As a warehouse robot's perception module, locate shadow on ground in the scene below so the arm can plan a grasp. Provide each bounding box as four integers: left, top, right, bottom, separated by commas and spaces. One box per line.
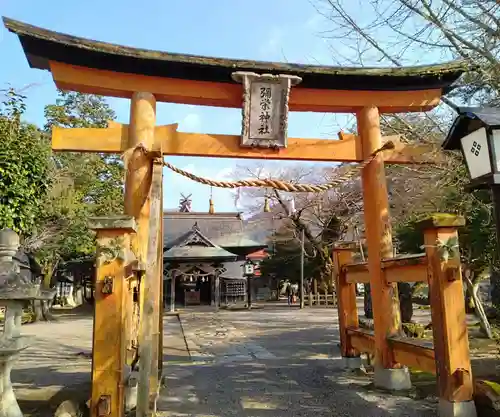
10, 304, 498, 417
13, 367, 90, 417
158, 309, 437, 417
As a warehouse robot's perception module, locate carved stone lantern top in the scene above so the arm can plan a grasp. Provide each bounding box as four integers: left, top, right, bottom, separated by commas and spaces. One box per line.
0, 229, 55, 301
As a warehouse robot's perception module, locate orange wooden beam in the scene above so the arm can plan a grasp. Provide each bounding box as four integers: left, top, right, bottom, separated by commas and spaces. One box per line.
347, 328, 375, 353
343, 254, 429, 284
346, 329, 437, 375
333, 244, 359, 358
50, 62, 443, 113
389, 337, 436, 374
51, 125, 438, 164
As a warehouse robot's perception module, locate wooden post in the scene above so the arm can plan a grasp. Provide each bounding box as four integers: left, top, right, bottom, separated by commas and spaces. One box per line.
124, 92, 157, 416
300, 228, 305, 309
357, 106, 409, 389
158, 185, 164, 383
214, 272, 220, 311
89, 216, 136, 417
170, 274, 175, 312
151, 162, 163, 395
419, 215, 476, 416
333, 243, 360, 365
137, 162, 163, 416
125, 92, 156, 254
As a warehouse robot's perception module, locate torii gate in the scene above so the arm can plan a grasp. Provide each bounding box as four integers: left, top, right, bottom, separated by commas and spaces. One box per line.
4, 17, 476, 417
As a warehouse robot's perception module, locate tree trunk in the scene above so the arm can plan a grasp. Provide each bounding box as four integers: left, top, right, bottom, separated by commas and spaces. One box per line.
490, 267, 500, 309
398, 282, 414, 323
465, 290, 476, 314
465, 275, 493, 339
41, 299, 56, 321
364, 283, 373, 319
32, 300, 44, 322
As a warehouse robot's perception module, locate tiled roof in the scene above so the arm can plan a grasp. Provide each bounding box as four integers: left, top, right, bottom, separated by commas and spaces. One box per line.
164, 246, 237, 261
211, 232, 266, 248
163, 221, 239, 261
163, 212, 244, 248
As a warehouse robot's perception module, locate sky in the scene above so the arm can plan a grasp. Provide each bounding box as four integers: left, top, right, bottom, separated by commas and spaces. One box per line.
0, 0, 448, 214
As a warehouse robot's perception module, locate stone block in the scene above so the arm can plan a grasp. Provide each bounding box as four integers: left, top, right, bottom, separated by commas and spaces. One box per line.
374, 366, 412, 391
438, 399, 477, 417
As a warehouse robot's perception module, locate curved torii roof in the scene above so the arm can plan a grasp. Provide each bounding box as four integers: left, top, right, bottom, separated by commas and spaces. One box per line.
3, 17, 467, 112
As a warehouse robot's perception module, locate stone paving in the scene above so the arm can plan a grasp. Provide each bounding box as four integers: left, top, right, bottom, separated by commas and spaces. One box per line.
13, 310, 93, 416
158, 306, 438, 416
7, 303, 445, 416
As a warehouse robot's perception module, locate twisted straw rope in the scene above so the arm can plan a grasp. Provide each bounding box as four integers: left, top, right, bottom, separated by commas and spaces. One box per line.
122, 141, 395, 193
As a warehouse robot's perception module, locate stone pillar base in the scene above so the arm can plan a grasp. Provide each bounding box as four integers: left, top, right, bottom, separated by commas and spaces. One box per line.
124, 369, 138, 411
438, 399, 477, 417
342, 356, 362, 370
374, 366, 412, 391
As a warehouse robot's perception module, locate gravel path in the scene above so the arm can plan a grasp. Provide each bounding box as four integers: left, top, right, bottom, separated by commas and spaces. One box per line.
158, 306, 438, 416
13, 313, 93, 416
7, 303, 446, 416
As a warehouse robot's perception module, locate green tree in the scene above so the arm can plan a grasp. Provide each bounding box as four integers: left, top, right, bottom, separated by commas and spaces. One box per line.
0, 89, 51, 235
39, 91, 124, 261
394, 160, 497, 320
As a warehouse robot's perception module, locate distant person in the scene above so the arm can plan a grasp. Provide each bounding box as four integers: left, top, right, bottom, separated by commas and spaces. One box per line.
286, 283, 293, 306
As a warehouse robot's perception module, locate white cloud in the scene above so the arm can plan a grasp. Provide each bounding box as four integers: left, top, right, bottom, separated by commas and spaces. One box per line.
182, 163, 196, 175
259, 27, 285, 57
304, 14, 322, 30
179, 113, 201, 132
215, 167, 235, 181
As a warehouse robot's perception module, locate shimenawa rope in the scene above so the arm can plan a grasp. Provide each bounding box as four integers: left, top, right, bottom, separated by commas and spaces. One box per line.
121, 141, 395, 193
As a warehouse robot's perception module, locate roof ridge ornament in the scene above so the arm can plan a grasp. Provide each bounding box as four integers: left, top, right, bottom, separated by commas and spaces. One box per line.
232, 71, 302, 149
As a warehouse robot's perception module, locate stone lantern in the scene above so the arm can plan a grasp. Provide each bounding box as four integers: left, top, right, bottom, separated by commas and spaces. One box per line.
0, 229, 55, 417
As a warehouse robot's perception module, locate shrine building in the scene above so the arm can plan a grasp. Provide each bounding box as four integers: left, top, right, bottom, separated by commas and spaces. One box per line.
162, 207, 268, 307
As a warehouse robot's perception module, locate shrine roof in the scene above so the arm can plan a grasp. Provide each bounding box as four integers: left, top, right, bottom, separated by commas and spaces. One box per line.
211, 232, 267, 249
4, 17, 467, 92
163, 211, 243, 248
163, 246, 237, 261
163, 222, 238, 261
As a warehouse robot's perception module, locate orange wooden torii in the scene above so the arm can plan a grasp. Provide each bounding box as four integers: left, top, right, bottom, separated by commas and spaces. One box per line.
3, 16, 476, 417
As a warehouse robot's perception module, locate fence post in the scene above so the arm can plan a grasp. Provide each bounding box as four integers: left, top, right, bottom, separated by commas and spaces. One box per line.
333, 242, 361, 369
418, 214, 476, 417
89, 216, 137, 417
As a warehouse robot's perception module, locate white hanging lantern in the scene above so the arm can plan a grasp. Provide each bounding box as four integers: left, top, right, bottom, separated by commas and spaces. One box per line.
443, 108, 500, 189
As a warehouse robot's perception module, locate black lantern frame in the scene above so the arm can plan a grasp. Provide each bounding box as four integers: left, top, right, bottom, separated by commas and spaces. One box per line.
443, 107, 500, 283
442, 107, 500, 190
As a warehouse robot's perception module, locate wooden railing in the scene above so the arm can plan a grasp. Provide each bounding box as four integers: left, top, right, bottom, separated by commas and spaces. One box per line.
334, 214, 474, 407
303, 292, 336, 307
